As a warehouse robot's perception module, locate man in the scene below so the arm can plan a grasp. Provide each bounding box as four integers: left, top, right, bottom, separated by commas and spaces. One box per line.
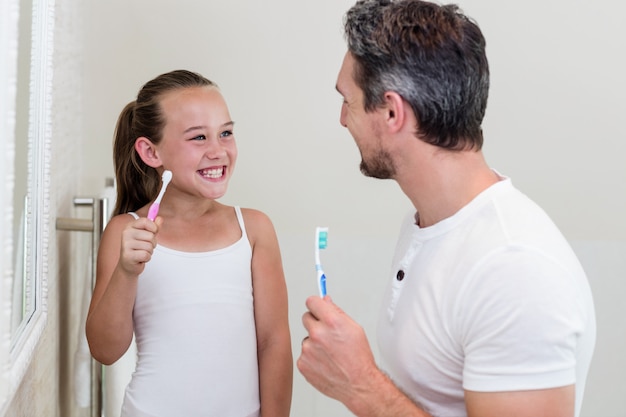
297, 1, 596, 416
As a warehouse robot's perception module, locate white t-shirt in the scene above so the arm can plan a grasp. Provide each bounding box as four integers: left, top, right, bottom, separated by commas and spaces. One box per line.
377, 177, 596, 417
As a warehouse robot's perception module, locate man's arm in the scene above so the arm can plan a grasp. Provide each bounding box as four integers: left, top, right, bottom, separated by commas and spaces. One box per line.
465, 386, 575, 417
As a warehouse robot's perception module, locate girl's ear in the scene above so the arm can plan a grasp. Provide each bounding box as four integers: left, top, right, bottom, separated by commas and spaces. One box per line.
134, 137, 162, 168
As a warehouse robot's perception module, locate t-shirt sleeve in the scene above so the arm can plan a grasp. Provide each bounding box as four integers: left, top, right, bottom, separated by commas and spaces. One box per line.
458, 245, 586, 392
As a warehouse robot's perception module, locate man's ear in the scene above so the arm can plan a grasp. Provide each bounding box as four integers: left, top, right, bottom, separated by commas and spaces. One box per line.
134, 137, 162, 168
383, 91, 406, 134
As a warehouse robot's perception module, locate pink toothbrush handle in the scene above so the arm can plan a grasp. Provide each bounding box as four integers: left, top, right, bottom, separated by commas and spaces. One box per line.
147, 203, 160, 221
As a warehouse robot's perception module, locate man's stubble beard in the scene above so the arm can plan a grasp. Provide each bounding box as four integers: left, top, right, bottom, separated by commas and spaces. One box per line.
359, 148, 396, 180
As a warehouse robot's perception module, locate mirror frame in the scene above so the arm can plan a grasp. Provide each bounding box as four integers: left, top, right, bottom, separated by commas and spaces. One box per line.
0, 0, 54, 412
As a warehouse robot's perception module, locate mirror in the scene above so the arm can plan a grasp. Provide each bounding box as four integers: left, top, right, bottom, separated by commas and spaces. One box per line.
11, 0, 34, 343
0, 0, 54, 411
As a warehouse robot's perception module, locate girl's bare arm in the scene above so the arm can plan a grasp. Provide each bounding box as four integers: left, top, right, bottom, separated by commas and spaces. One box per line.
246, 209, 293, 417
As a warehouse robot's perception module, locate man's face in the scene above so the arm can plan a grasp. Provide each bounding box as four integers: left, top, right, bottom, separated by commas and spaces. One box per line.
336, 52, 395, 180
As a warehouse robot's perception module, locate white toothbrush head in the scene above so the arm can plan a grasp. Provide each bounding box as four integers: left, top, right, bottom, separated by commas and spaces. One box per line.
161, 169, 172, 186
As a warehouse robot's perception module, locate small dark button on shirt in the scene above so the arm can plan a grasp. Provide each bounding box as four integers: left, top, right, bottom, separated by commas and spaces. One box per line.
396, 270, 405, 281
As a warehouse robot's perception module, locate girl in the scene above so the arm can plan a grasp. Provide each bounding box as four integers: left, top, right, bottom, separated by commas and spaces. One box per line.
86, 70, 293, 417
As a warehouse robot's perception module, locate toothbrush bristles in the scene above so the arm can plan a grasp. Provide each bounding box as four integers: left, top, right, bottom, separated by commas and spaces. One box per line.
317, 227, 328, 249
155, 170, 172, 203
319, 232, 328, 249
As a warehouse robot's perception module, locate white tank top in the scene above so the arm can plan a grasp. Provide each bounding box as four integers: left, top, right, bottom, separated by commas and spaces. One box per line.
121, 206, 260, 417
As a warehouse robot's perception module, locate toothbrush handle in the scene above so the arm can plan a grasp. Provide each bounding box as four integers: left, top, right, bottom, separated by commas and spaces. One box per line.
147, 203, 160, 221
317, 268, 327, 297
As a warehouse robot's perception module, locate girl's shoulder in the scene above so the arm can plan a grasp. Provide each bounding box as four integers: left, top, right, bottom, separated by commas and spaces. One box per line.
239, 207, 277, 241
99, 212, 140, 250
239, 207, 273, 226
105, 212, 138, 230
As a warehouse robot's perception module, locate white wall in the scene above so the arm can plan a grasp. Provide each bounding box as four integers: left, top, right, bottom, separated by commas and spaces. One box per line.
78, 1, 626, 416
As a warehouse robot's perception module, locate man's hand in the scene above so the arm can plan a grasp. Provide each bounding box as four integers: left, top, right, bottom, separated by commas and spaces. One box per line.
297, 295, 378, 402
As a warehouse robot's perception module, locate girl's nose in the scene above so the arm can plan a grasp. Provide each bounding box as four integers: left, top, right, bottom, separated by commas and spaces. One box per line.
204, 138, 227, 158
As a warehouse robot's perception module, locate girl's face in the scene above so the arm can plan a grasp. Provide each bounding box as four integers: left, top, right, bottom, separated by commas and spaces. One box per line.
157, 86, 237, 201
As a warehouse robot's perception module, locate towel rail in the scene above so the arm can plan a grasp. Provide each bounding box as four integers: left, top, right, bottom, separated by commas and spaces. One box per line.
56, 195, 110, 417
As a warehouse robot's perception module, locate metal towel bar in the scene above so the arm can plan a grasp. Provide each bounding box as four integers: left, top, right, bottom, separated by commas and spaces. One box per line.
56, 196, 111, 417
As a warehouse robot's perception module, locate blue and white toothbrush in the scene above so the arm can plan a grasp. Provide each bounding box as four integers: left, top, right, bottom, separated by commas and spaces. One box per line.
315, 227, 329, 297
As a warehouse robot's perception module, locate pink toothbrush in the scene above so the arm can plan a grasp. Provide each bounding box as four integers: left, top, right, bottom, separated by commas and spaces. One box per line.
147, 170, 172, 221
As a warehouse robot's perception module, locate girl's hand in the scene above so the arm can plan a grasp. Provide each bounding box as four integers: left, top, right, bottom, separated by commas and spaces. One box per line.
118, 216, 162, 276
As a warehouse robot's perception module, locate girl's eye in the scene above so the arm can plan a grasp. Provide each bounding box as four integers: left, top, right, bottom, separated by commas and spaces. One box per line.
192, 134, 206, 141
220, 130, 234, 139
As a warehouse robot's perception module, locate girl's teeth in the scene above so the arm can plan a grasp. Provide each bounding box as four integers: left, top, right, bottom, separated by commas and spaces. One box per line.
202, 168, 223, 178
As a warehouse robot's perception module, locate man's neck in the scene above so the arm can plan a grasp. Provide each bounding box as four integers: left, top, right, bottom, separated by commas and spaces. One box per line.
397, 148, 500, 228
